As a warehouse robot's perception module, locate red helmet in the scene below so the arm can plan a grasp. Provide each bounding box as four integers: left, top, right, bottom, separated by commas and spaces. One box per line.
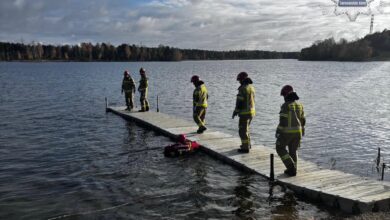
177, 134, 186, 143
236, 72, 248, 81
124, 70, 129, 76
281, 85, 294, 97
191, 75, 200, 83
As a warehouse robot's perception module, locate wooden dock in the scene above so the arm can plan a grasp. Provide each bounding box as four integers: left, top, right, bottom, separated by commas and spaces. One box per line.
107, 106, 390, 214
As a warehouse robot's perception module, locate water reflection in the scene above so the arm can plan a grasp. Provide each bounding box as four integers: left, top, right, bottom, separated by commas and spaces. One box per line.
233, 175, 255, 218
189, 161, 209, 209
124, 121, 138, 143
268, 182, 276, 205
272, 191, 299, 220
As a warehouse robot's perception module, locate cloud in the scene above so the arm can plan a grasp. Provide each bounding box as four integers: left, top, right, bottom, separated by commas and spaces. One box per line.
0, 0, 389, 51
14, 0, 25, 8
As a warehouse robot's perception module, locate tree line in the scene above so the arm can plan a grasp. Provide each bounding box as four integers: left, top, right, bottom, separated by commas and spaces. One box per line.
0, 42, 299, 61
300, 29, 390, 61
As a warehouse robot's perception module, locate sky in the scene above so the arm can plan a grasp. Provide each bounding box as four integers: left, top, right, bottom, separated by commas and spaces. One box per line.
0, 0, 389, 51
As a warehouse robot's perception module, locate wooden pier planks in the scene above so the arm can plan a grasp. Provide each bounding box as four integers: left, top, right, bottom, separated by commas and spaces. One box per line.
107, 106, 390, 213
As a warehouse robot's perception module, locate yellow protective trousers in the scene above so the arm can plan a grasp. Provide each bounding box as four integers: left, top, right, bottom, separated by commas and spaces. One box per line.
276, 134, 301, 171
238, 115, 252, 150
193, 106, 206, 128
124, 91, 134, 109
140, 91, 149, 111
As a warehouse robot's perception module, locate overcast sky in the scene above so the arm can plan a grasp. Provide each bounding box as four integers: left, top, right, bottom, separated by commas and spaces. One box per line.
0, 0, 389, 51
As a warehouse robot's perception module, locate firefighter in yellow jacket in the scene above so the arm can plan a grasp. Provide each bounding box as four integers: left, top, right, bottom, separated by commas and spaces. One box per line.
138, 68, 149, 112
276, 85, 306, 176
191, 75, 208, 134
121, 70, 135, 111
232, 72, 255, 153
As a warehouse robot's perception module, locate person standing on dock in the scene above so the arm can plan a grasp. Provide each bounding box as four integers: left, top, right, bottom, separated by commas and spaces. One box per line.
276, 85, 306, 177
121, 70, 136, 111
232, 72, 256, 153
191, 75, 208, 134
138, 68, 149, 112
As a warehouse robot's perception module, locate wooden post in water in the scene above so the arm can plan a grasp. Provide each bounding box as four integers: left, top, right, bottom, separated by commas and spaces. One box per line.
381, 163, 386, 181
157, 95, 160, 112
270, 154, 274, 182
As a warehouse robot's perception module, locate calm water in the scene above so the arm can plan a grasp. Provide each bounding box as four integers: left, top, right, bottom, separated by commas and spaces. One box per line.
0, 60, 389, 219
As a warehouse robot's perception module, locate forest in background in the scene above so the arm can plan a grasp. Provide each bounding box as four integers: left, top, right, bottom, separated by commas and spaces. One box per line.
0, 42, 299, 61
3, 29, 390, 62
300, 29, 390, 61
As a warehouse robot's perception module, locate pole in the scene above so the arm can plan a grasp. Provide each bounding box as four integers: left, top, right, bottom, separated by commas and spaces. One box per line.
157, 95, 160, 112
381, 163, 386, 181
105, 97, 108, 112
270, 154, 274, 182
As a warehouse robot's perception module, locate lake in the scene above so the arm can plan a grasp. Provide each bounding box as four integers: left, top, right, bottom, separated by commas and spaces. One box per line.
0, 60, 389, 219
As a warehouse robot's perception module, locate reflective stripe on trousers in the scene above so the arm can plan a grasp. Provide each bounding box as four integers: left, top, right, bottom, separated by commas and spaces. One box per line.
276, 134, 300, 170
193, 107, 206, 127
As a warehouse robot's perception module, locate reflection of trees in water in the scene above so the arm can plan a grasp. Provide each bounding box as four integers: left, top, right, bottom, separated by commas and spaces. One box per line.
232, 175, 255, 218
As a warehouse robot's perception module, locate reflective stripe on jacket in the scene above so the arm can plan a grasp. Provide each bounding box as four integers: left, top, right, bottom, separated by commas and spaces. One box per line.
277, 101, 305, 134
193, 84, 208, 108
235, 84, 255, 116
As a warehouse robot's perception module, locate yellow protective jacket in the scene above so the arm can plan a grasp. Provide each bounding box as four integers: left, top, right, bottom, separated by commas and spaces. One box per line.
277, 92, 305, 135
193, 82, 208, 108
138, 77, 148, 94
122, 76, 135, 92
235, 78, 255, 117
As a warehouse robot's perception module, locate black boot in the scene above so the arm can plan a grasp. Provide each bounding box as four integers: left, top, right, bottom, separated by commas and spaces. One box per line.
237, 148, 249, 153
284, 168, 297, 176
197, 126, 207, 134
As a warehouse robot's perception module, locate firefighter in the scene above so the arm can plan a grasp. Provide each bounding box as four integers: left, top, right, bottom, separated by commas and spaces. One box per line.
276, 85, 306, 176
121, 70, 135, 111
191, 75, 208, 134
232, 72, 255, 153
138, 68, 149, 112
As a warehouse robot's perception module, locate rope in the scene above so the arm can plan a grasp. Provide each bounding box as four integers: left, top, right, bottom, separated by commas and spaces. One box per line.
47, 193, 159, 220
48, 147, 166, 219
47, 202, 133, 220
127, 147, 161, 154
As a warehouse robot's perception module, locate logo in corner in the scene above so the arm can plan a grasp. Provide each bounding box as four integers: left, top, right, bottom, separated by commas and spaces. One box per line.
332, 0, 377, 21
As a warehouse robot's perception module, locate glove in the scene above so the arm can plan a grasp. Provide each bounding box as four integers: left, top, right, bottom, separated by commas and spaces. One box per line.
275, 131, 280, 139
232, 111, 238, 119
